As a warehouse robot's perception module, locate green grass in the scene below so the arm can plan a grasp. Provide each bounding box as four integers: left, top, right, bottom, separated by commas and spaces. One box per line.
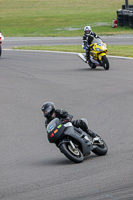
1, 0, 133, 37
2, 0, 133, 57
108, 45, 133, 57
13, 45, 133, 58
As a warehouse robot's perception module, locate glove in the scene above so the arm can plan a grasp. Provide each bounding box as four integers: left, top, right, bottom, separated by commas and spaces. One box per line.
60, 117, 71, 124
60, 119, 68, 124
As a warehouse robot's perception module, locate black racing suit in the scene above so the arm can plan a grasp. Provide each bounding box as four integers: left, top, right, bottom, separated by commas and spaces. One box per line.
82, 32, 100, 63
45, 109, 96, 138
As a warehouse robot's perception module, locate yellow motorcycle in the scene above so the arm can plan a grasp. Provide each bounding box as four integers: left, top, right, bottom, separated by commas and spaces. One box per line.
78, 36, 109, 70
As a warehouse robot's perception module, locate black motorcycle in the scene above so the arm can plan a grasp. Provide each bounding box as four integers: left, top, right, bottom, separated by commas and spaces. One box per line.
47, 118, 108, 163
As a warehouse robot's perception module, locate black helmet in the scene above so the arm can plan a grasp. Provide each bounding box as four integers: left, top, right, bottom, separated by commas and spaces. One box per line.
41, 102, 55, 118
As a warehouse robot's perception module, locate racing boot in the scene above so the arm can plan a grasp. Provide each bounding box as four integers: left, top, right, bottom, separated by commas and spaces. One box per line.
86, 52, 93, 67
86, 129, 101, 143
78, 119, 100, 141
87, 129, 96, 138
85, 49, 90, 63
84, 55, 88, 63
88, 59, 93, 67
72, 119, 100, 143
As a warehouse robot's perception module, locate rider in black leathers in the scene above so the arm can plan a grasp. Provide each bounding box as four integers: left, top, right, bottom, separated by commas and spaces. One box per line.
82, 26, 100, 65
41, 102, 100, 141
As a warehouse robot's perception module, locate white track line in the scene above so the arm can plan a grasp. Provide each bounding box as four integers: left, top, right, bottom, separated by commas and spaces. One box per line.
3, 48, 133, 60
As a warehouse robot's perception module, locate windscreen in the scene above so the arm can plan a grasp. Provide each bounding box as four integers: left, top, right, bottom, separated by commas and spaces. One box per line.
47, 118, 60, 133
91, 38, 102, 44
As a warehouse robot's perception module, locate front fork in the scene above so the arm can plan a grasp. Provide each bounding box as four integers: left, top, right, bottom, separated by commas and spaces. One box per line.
57, 138, 75, 148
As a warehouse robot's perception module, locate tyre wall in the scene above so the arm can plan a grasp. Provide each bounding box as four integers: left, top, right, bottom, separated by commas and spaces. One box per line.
117, 9, 133, 28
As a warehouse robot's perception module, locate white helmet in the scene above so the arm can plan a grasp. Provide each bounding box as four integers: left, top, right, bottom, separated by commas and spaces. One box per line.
84, 26, 92, 35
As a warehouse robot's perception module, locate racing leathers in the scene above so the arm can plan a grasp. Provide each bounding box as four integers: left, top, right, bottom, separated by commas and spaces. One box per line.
82, 32, 100, 64
44, 109, 97, 138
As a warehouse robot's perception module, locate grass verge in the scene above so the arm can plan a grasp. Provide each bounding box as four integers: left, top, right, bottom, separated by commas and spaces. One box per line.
1, 0, 133, 36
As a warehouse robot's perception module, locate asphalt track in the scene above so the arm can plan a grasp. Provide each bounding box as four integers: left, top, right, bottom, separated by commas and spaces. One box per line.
2, 35, 133, 48
0, 37, 133, 200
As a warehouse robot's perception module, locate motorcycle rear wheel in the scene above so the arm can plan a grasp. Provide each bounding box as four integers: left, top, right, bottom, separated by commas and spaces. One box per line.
90, 63, 96, 69
92, 135, 108, 156
102, 55, 109, 70
59, 142, 84, 163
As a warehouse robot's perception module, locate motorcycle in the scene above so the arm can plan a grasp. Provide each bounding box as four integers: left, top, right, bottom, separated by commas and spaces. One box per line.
0, 32, 4, 57
78, 35, 109, 70
47, 118, 108, 163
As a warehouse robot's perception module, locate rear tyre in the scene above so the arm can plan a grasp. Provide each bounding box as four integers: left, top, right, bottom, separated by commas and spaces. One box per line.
92, 135, 108, 156
88, 60, 96, 69
90, 63, 96, 69
102, 55, 109, 70
59, 142, 84, 163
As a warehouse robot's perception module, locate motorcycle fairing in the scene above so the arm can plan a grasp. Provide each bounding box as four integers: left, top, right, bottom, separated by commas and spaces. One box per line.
47, 118, 65, 143
62, 123, 93, 155
98, 53, 107, 61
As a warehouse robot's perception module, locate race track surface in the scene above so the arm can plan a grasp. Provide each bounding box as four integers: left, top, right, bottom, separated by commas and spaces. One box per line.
0, 39, 133, 200
3, 35, 133, 49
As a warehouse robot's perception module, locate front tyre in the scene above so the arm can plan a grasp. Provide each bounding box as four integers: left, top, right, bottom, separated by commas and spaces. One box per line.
59, 142, 84, 163
92, 135, 108, 156
102, 55, 109, 70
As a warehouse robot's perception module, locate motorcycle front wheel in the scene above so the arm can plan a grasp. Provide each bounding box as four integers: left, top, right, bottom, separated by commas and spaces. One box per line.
102, 55, 109, 70
59, 142, 84, 163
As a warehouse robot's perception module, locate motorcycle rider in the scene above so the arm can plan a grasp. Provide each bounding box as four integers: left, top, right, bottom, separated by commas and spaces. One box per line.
0, 30, 4, 57
0, 30, 4, 41
82, 26, 100, 64
41, 102, 100, 142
